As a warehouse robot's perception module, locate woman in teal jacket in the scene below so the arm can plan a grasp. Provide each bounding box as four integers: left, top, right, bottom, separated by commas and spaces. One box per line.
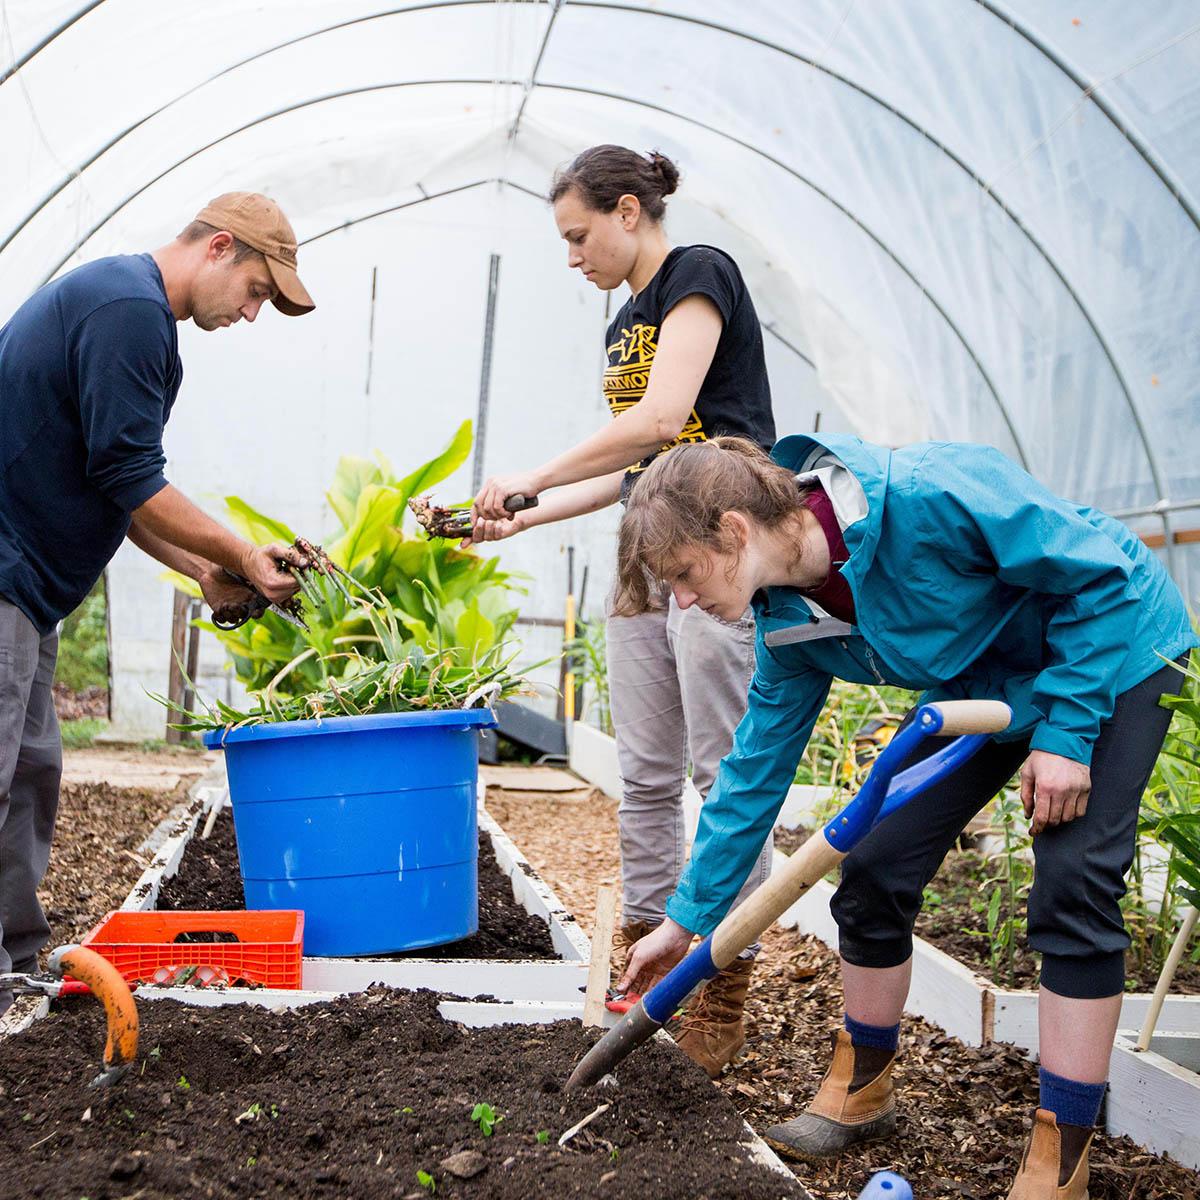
614, 433, 1196, 1199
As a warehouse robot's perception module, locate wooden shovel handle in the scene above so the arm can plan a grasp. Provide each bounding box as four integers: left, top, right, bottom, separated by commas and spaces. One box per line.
927, 700, 1012, 736
710, 834, 845, 969
55, 946, 139, 1069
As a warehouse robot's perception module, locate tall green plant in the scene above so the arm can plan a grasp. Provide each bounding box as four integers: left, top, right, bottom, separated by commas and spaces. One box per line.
567, 619, 612, 736
171, 422, 523, 695
1131, 651, 1200, 971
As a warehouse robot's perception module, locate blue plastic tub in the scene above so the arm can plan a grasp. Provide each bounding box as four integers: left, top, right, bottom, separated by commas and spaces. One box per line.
203, 708, 496, 956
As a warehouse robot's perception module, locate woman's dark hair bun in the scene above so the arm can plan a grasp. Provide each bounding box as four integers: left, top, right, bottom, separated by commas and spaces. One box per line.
648, 151, 680, 196
549, 144, 681, 222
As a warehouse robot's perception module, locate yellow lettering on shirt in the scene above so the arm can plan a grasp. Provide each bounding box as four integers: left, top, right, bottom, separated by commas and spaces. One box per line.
604, 322, 706, 472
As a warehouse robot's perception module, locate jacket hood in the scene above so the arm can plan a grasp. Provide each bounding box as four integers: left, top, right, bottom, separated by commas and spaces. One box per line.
771, 432, 892, 587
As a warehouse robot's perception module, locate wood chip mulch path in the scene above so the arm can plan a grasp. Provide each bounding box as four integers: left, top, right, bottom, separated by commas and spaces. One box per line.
38, 776, 192, 951
484, 775, 1200, 1200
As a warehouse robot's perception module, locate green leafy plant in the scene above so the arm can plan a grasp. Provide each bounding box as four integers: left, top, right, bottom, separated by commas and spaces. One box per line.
55, 577, 108, 692
159, 423, 537, 731
169, 421, 523, 690
793, 681, 915, 795
567, 618, 612, 736
1127, 650, 1200, 975
535, 1129, 550, 1145
470, 1101, 503, 1137
973, 788, 1033, 988
176, 1075, 190, 1091
416, 1169, 436, 1193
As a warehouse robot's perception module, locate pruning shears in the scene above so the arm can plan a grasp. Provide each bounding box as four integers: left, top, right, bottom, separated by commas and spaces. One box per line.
566, 699, 1013, 1090
2, 945, 139, 1088
210, 567, 309, 632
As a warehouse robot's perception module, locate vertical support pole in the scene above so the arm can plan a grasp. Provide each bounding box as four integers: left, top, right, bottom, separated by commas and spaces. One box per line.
558, 547, 575, 723
102, 569, 113, 721
472, 253, 502, 493
583, 884, 619, 1028
165, 591, 189, 744
178, 598, 202, 744
364, 266, 378, 397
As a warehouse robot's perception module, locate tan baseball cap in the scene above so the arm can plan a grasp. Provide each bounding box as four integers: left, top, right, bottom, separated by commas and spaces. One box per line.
195, 191, 315, 316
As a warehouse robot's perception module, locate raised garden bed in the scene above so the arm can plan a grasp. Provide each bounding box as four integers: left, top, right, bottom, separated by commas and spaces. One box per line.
0, 988, 805, 1199
121, 774, 591, 1003
157, 810, 557, 962
776, 827, 1200, 996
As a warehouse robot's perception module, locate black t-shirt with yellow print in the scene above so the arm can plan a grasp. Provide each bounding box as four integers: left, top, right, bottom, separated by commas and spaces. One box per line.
604, 244, 775, 499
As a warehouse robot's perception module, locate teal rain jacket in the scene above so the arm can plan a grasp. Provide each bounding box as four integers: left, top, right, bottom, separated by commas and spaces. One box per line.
665, 434, 1198, 937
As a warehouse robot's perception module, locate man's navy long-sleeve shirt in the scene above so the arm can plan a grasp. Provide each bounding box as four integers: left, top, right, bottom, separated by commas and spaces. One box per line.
0, 254, 182, 633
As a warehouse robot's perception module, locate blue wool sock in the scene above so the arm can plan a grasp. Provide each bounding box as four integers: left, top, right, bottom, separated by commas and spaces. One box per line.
1038, 1067, 1106, 1127
844, 1013, 900, 1052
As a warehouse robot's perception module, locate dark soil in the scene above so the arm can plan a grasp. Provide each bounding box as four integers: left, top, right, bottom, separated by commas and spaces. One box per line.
479, 781, 1200, 1198
156, 812, 558, 961
773, 828, 1200, 994
0, 988, 804, 1200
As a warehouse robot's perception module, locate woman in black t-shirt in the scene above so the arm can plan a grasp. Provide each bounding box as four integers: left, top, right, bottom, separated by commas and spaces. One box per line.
469, 146, 777, 1077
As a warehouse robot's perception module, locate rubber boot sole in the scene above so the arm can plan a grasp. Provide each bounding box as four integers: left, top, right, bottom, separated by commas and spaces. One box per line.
764, 1107, 897, 1162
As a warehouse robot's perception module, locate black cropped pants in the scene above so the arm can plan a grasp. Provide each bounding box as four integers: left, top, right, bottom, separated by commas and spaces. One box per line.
832, 659, 1183, 999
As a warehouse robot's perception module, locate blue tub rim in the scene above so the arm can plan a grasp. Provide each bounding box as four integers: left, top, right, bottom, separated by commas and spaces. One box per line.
202, 706, 498, 749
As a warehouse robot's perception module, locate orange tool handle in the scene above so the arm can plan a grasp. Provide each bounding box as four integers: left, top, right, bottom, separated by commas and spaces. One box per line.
56, 946, 139, 1069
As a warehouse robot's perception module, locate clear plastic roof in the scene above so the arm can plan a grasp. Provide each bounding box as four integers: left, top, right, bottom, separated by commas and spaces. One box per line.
3, 0, 1199, 596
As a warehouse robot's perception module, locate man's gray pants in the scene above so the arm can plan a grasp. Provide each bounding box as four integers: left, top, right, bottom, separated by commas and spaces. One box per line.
606, 593, 771, 946
0, 599, 62, 978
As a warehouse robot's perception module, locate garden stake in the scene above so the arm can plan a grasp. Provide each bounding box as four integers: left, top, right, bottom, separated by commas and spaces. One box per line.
583, 884, 619, 1028
565, 699, 1012, 1090
1136, 904, 1199, 1051
0, 945, 139, 1087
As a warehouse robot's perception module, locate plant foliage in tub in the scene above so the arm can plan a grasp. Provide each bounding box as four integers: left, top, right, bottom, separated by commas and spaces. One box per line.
157, 422, 536, 731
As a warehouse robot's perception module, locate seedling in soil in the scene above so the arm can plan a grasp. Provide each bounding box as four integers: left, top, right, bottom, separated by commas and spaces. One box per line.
149, 1045, 161, 1059
177, 1075, 190, 1090
246, 1157, 257, 1168
416, 1168, 437, 1193
610, 1147, 620, 1163
470, 1102, 503, 1136
535, 1130, 550, 1145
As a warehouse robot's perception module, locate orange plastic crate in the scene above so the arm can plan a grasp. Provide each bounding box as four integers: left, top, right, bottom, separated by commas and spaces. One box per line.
80, 910, 304, 990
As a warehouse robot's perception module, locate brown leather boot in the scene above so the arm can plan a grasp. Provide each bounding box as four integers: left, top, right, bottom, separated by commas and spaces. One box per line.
673, 956, 754, 1078
1006, 1109, 1093, 1199
764, 1029, 897, 1160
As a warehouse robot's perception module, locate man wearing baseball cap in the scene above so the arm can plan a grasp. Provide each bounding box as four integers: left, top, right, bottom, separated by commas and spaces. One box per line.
0, 192, 314, 1003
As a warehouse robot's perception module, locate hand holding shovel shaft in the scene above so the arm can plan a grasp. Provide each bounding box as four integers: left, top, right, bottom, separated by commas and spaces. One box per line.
566, 700, 1011, 1090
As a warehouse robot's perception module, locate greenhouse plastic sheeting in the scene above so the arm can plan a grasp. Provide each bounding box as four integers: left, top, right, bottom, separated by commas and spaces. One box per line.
2, 1, 1198, 730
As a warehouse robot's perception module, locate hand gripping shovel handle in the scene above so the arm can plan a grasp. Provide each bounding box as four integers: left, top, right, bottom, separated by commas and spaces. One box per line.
48, 945, 139, 1087
566, 699, 1011, 1089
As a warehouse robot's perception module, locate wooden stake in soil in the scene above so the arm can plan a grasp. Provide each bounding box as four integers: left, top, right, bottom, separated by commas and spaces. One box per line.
1136, 905, 1199, 1051
583, 884, 618, 1028
165, 591, 191, 744
200, 795, 224, 841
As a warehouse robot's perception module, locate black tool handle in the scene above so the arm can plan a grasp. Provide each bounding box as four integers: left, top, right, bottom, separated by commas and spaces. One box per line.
504, 494, 539, 513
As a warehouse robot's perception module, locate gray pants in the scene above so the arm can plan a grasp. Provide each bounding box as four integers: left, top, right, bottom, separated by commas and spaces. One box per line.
0, 600, 62, 976
607, 592, 771, 936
